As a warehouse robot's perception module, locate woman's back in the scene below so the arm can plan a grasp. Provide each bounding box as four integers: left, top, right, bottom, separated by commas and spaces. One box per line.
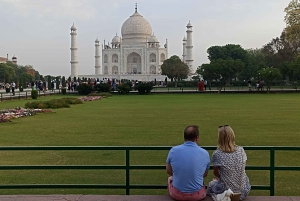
212, 146, 246, 192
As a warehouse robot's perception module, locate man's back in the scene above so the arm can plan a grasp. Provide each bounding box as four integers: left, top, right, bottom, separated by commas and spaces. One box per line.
167, 141, 210, 193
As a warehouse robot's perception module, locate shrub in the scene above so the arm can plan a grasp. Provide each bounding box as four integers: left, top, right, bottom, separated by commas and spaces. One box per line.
61, 88, 67, 95
77, 83, 93, 95
25, 101, 43, 109
25, 98, 82, 109
117, 84, 131, 94
31, 90, 38, 99
61, 98, 83, 104
94, 83, 111, 92
134, 82, 153, 94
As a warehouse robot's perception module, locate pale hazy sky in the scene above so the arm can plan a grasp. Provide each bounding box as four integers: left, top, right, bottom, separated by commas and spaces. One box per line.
0, 0, 290, 77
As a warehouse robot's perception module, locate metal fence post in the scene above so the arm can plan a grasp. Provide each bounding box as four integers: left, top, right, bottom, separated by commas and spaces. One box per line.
270, 149, 275, 196
126, 149, 130, 195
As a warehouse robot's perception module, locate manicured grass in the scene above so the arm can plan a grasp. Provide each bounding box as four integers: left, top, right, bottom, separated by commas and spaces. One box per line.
0, 94, 300, 195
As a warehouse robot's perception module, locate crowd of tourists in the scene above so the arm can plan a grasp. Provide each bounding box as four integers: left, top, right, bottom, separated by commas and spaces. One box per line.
166, 125, 251, 201
1, 81, 18, 95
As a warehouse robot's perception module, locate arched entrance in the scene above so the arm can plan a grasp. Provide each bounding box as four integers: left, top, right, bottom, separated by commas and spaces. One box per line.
127, 52, 141, 74
150, 65, 156, 74
112, 66, 118, 74
104, 66, 108, 74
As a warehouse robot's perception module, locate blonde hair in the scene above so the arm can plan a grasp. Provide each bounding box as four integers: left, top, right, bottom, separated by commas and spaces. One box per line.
218, 125, 237, 153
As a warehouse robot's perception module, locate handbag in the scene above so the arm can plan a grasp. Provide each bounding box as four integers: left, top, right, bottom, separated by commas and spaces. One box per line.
224, 147, 244, 201
230, 192, 241, 201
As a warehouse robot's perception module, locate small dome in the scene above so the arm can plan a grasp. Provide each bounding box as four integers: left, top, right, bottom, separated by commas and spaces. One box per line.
148, 34, 159, 43
187, 21, 192, 27
71, 24, 77, 31
12, 56, 17, 59
95, 38, 99, 43
183, 36, 187, 41
121, 11, 152, 43
112, 35, 121, 44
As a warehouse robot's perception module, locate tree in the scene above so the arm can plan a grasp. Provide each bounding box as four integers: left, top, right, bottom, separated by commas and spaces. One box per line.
0, 63, 16, 82
62, 76, 66, 87
258, 67, 282, 91
239, 48, 267, 81
197, 59, 244, 89
207, 44, 248, 63
213, 58, 244, 86
196, 63, 219, 90
286, 57, 300, 87
262, 31, 298, 69
40, 75, 44, 81
47, 76, 52, 90
161, 55, 189, 87
55, 76, 60, 89
284, 0, 300, 43
5, 73, 10, 84
204, 44, 247, 86
262, 31, 299, 83
21, 72, 34, 83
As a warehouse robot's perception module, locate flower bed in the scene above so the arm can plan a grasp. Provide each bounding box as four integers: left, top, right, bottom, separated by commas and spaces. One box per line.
0, 107, 51, 123
78, 96, 103, 102
0, 96, 103, 123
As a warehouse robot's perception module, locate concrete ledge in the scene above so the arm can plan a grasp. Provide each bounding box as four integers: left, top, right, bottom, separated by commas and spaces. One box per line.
0, 195, 299, 201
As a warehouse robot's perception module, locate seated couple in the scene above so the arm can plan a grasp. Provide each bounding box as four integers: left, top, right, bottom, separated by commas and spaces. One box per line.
166, 125, 251, 201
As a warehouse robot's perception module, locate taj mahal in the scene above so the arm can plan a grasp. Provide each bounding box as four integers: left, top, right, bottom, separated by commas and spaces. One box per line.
70, 5, 194, 81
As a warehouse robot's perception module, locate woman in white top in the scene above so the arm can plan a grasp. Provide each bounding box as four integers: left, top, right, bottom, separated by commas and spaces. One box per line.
207, 125, 251, 200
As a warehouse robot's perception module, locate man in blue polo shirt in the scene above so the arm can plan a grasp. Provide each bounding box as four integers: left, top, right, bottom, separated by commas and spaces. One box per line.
166, 125, 210, 201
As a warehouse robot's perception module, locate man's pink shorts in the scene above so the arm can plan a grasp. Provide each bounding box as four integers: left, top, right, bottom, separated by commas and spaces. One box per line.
168, 176, 206, 201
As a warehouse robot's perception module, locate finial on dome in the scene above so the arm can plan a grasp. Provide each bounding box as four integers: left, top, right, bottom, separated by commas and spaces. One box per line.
71, 23, 77, 31
135, 3, 137, 13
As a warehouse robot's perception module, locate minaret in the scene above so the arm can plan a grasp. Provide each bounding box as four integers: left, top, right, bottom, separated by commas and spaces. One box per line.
95, 38, 101, 75
182, 36, 187, 63
70, 23, 78, 78
185, 21, 194, 73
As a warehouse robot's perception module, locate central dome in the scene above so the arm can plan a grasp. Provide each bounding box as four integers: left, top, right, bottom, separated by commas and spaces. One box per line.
121, 11, 152, 44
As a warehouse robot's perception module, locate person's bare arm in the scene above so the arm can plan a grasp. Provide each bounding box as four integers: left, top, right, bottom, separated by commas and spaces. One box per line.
203, 170, 209, 178
166, 164, 173, 176
213, 166, 220, 178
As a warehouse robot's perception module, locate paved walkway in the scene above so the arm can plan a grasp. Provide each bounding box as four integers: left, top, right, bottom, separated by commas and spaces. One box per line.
0, 195, 299, 201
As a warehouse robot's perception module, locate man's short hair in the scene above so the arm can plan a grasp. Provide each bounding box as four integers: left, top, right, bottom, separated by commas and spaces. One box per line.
184, 125, 199, 141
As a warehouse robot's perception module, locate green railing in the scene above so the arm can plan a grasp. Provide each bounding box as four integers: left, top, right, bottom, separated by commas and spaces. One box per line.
0, 146, 299, 195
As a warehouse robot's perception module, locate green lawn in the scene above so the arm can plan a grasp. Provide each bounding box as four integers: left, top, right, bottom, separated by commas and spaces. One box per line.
0, 94, 299, 195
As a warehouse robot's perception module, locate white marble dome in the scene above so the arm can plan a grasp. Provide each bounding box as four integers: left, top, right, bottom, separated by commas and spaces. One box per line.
148, 34, 159, 43
121, 11, 152, 43
112, 35, 121, 44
